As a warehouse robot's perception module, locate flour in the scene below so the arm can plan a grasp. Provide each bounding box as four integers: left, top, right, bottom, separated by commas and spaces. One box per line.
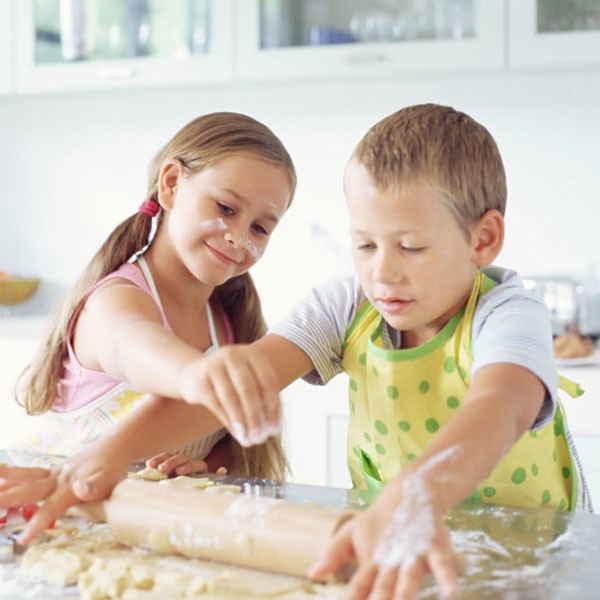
374, 446, 461, 568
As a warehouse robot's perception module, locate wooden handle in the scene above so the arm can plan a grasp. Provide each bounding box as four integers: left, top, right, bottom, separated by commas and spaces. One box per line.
102, 479, 355, 579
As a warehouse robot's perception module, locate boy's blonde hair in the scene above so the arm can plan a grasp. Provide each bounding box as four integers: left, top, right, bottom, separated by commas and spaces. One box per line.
18, 112, 296, 481
352, 103, 506, 237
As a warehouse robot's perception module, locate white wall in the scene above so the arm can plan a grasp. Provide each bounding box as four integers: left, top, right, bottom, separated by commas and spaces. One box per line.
1, 68, 600, 324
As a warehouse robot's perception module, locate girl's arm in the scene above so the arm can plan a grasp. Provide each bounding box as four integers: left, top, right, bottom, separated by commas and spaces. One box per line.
0, 335, 313, 543
75, 282, 294, 444
310, 362, 545, 600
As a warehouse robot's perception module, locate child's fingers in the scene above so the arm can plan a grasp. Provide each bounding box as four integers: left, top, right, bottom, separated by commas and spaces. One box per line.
307, 521, 356, 580
369, 565, 399, 599
427, 547, 459, 599
173, 459, 208, 476
393, 557, 427, 600
16, 487, 77, 546
0, 477, 56, 508
145, 453, 171, 469
344, 562, 379, 600
225, 353, 280, 444
0, 464, 51, 484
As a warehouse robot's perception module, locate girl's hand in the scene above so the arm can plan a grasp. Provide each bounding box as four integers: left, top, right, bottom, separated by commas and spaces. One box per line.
178, 344, 281, 447
308, 485, 458, 600
0, 463, 75, 544
145, 452, 227, 477
0, 439, 129, 545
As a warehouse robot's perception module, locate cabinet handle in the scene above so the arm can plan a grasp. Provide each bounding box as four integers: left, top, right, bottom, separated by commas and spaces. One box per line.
96, 66, 136, 80
344, 53, 388, 65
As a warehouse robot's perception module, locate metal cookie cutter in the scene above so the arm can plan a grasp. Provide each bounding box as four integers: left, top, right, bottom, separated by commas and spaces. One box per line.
0, 532, 25, 562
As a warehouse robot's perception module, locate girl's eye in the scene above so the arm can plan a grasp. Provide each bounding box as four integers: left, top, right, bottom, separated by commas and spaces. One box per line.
217, 203, 234, 216
401, 245, 424, 254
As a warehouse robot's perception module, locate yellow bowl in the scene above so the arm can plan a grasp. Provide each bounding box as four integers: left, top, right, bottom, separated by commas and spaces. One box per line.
0, 277, 40, 305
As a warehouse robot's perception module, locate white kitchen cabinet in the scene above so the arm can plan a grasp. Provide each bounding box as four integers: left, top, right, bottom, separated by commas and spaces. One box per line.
282, 374, 350, 486
508, 0, 600, 68
236, 0, 505, 82
14, 0, 235, 93
0, 0, 13, 95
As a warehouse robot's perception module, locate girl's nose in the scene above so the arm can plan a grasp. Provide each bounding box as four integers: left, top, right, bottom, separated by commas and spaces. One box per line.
224, 228, 248, 248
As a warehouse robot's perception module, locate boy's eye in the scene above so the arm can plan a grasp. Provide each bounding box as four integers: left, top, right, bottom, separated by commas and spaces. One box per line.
252, 223, 268, 236
217, 202, 234, 216
356, 242, 375, 251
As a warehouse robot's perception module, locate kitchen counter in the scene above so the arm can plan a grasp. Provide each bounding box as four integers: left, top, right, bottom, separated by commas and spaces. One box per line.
2, 450, 600, 599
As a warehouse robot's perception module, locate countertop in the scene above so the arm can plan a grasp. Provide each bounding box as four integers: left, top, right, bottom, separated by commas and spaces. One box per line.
2, 449, 600, 599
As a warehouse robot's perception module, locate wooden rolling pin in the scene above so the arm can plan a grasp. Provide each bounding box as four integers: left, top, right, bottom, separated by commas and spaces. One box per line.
73, 478, 356, 580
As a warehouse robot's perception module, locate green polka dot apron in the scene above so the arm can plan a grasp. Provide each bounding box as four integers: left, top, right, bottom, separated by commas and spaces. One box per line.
341, 270, 580, 511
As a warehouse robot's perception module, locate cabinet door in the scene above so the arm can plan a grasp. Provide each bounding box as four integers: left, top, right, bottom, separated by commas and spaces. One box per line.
236, 0, 505, 82
0, 0, 13, 95
509, 0, 600, 67
14, 0, 234, 93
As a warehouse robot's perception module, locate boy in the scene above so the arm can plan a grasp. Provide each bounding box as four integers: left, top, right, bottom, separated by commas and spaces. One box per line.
213, 103, 592, 598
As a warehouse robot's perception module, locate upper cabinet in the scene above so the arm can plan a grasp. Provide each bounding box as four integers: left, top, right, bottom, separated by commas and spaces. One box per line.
236, 0, 505, 81
509, 0, 600, 67
14, 0, 235, 93
5, 0, 600, 95
0, 0, 13, 95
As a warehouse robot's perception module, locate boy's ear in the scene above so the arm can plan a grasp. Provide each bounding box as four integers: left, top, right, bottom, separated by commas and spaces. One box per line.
471, 209, 504, 266
157, 160, 183, 210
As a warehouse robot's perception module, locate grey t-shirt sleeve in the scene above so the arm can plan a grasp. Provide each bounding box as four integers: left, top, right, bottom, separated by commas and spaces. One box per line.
268, 276, 361, 385
472, 267, 558, 430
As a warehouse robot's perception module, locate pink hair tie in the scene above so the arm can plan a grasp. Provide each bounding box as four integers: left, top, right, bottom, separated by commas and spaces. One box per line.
138, 198, 160, 217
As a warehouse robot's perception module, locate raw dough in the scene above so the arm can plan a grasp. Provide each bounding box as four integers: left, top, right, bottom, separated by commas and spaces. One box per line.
159, 476, 215, 490
19, 519, 346, 599
131, 467, 168, 481
205, 484, 242, 495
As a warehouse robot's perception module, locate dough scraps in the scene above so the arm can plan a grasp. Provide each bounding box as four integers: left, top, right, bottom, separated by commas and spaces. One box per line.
131, 467, 168, 481
18, 520, 346, 599
158, 476, 215, 490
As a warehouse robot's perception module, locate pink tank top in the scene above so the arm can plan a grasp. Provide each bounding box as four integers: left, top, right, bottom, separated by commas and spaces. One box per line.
53, 257, 234, 412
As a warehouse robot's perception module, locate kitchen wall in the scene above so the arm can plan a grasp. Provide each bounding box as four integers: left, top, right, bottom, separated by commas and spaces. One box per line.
1, 67, 600, 326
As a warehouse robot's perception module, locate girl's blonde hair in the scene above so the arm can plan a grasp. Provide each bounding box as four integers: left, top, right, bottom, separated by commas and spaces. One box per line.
18, 112, 296, 481
352, 103, 506, 238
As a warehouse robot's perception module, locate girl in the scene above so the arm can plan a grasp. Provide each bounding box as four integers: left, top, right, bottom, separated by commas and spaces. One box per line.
9, 111, 295, 494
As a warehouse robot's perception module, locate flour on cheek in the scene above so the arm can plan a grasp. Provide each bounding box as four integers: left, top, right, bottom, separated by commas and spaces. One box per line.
198, 218, 264, 262
374, 446, 461, 568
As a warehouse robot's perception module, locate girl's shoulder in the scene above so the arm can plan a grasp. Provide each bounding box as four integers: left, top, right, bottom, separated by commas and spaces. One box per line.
97, 261, 150, 293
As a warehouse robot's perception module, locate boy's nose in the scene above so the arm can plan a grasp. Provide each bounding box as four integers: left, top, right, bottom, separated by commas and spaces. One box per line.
373, 251, 401, 282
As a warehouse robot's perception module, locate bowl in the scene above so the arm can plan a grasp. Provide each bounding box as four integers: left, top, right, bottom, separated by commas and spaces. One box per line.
0, 277, 40, 305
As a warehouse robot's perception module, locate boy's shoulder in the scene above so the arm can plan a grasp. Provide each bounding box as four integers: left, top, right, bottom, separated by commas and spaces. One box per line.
476, 265, 547, 319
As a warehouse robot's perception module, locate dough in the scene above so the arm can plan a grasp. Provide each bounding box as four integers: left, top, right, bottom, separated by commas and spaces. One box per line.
18, 519, 346, 599
131, 467, 168, 481
204, 484, 242, 495
159, 476, 215, 490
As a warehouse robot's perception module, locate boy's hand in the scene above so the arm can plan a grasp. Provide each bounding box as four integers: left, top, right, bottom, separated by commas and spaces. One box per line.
178, 344, 281, 447
308, 487, 458, 600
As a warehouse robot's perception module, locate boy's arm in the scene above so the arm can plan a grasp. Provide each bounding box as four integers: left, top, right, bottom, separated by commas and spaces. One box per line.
311, 362, 545, 600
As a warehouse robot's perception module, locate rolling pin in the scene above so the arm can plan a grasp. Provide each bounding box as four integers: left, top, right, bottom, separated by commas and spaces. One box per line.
73, 478, 356, 580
